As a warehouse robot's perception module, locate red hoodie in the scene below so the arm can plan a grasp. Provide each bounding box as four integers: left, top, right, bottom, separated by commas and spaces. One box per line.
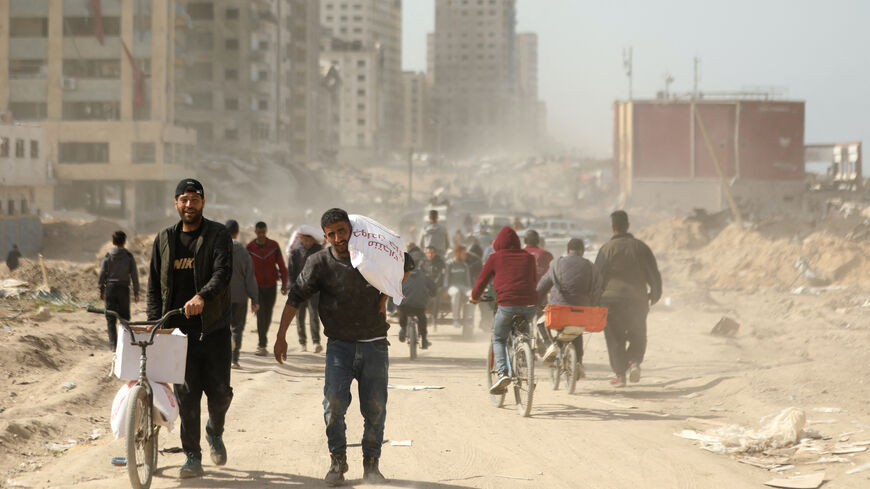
472, 226, 538, 306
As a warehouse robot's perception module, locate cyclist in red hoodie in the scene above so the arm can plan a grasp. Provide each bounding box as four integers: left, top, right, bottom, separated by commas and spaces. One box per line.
470, 226, 538, 394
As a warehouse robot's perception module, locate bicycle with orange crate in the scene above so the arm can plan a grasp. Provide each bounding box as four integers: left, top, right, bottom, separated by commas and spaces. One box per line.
541, 304, 607, 394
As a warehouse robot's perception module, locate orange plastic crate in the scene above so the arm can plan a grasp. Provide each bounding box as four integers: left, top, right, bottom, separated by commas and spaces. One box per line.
545, 305, 608, 333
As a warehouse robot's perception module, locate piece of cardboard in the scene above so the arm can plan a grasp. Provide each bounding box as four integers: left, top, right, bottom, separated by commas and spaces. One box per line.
764, 471, 825, 489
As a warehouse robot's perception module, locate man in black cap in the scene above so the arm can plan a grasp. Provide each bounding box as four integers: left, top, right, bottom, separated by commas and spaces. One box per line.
147, 178, 233, 479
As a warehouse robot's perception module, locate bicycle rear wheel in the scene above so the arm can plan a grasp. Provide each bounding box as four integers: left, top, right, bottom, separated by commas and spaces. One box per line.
408, 319, 418, 360
549, 355, 561, 391
486, 343, 506, 407
513, 341, 535, 417
125, 384, 157, 489
563, 343, 579, 395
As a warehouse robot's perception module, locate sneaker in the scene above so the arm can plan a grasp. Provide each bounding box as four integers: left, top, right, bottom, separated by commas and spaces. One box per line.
313, 344, 323, 354
609, 376, 626, 388
628, 362, 641, 383
255, 346, 268, 356
542, 343, 558, 365
178, 453, 204, 479
398, 328, 406, 343
231, 362, 241, 370
421, 338, 431, 350
489, 376, 511, 395
299, 343, 307, 352
363, 456, 387, 483
324, 453, 348, 487
206, 433, 227, 466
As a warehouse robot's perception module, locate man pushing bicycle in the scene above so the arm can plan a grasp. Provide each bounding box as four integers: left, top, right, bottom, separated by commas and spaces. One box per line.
470, 226, 538, 395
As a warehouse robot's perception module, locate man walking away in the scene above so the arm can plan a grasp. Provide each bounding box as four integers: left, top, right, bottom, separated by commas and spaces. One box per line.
288, 229, 323, 352
6, 244, 22, 271
398, 267, 436, 349
445, 245, 473, 329
418, 209, 449, 257
273, 208, 415, 486
523, 229, 554, 282
225, 220, 259, 369
594, 211, 662, 387
247, 221, 288, 356
536, 238, 602, 378
147, 178, 233, 479
98, 231, 139, 351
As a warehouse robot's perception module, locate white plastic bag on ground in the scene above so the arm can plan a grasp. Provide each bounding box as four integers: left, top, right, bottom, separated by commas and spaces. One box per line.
110, 380, 179, 439
348, 215, 406, 305
676, 407, 806, 454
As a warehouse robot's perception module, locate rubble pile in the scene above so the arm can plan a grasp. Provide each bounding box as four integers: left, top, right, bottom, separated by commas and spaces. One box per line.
0, 259, 99, 301
694, 224, 870, 291
636, 218, 709, 252
42, 218, 128, 262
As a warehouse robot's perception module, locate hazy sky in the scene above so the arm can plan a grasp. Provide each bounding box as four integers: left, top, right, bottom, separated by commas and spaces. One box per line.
402, 0, 869, 157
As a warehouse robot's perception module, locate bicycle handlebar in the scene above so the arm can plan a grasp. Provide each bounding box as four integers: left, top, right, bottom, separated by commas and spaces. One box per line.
87, 307, 184, 345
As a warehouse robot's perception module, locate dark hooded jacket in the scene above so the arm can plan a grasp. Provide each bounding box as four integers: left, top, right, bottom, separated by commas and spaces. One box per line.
471, 226, 537, 306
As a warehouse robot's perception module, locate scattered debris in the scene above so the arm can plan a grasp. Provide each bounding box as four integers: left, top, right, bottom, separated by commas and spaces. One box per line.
711, 317, 740, 337
676, 408, 806, 454
89, 429, 103, 440
811, 407, 842, 413
5, 479, 32, 488
111, 456, 126, 467
387, 384, 445, 391
390, 440, 412, 447
845, 462, 870, 475
29, 307, 52, 322
831, 445, 867, 454
45, 440, 77, 453
61, 382, 76, 390
680, 392, 700, 399
763, 471, 824, 489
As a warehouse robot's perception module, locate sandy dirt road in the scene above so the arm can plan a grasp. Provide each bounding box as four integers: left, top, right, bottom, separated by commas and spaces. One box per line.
8, 287, 869, 489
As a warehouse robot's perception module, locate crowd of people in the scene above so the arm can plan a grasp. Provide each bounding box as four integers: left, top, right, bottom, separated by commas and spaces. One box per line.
95, 177, 662, 484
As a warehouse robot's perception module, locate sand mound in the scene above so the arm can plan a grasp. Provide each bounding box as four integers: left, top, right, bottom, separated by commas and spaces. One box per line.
0, 259, 100, 301
42, 218, 128, 262
636, 218, 709, 252
694, 224, 870, 290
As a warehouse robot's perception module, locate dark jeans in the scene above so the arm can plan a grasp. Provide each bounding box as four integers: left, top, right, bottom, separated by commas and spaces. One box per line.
398, 305, 428, 339
104, 284, 130, 351
323, 339, 389, 458
256, 285, 277, 348
296, 294, 321, 345
174, 326, 234, 460
230, 302, 247, 363
427, 291, 441, 325
602, 297, 649, 377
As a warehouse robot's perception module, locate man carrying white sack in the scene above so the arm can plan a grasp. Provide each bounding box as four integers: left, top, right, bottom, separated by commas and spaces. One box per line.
273, 208, 414, 486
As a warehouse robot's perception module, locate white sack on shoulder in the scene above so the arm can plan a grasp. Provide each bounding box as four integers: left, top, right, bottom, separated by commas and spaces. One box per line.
285, 224, 323, 256
348, 215, 406, 305
110, 380, 180, 439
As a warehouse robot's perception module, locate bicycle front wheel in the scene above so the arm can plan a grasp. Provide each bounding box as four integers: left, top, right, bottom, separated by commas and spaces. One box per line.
408, 320, 418, 360
125, 384, 157, 489
513, 341, 535, 417
549, 355, 561, 391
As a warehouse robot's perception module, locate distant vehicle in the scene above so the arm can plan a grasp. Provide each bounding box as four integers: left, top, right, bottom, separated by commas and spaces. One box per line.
529, 217, 596, 253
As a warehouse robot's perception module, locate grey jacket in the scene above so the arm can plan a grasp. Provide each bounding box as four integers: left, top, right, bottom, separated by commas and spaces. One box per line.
98, 247, 140, 295
230, 239, 259, 305
536, 253, 602, 307
401, 268, 436, 308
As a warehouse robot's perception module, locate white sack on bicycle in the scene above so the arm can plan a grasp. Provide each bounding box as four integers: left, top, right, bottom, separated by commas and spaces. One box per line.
348, 214, 406, 305
110, 380, 179, 439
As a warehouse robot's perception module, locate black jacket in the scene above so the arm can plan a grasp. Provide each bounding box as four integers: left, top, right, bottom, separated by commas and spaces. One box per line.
99, 247, 140, 295
147, 218, 232, 337
288, 242, 323, 283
